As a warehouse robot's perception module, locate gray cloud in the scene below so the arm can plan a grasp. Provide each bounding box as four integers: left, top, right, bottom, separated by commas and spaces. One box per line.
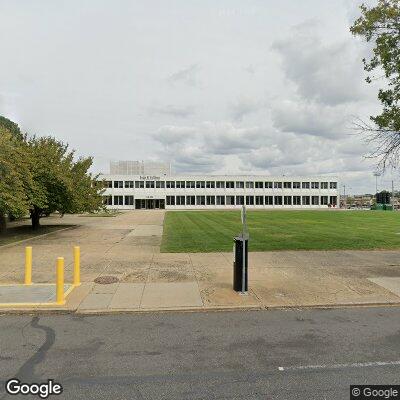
229, 97, 260, 121
271, 100, 349, 139
272, 27, 366, 106
167, 64, 200, 86
149, 104, 196, 118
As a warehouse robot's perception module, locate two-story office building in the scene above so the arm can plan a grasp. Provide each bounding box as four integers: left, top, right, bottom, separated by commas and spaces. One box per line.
99, 162, 339, 210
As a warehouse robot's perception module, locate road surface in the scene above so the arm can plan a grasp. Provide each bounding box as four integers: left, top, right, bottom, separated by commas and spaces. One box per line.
1, 307, 399, 399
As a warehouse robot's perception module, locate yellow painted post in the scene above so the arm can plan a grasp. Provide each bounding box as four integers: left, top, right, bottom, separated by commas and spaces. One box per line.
24, 246, 32, 285
56, 257, 65, 305
73, 246, 81, 287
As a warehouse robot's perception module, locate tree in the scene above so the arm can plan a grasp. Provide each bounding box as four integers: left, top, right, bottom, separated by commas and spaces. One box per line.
0, 127, 31, 233
351, 0, 400, 167
27, 136, 103, 229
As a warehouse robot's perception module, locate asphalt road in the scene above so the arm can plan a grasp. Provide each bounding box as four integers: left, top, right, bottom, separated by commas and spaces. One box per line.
0, 307, 400, 399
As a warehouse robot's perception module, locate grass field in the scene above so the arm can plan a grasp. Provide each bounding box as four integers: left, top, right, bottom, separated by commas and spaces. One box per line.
161, 210, 400, 253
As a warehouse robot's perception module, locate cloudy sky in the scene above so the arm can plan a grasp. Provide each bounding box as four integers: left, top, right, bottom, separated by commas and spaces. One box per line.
0, 0, 397, 194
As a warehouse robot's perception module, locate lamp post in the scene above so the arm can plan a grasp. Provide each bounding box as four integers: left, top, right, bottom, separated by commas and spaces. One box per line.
373, 171, 380, 195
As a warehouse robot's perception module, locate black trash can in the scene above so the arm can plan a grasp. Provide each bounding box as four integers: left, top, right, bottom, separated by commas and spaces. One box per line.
233, 236, 248, 292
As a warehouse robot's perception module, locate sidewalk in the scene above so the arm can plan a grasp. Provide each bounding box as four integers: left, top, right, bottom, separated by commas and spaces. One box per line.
1, 211, 400, 313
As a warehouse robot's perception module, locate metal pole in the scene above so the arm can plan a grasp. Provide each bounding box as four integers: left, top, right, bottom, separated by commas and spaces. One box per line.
73, 246, 81, 287
56, 257, 65, 305
242, 238, 246, 293
24, 246, 32, 285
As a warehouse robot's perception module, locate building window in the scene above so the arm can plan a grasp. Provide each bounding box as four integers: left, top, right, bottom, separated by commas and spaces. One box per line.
206, 195, 215, 205
284, 182, 292, 189
175, 181, 185, 189
321, 182, 328, 189
176, 196, 185, 205
321, 196, 328, 205
135, 181, 144, 188
186, 196, 195, 205
265, 196, 273, 205
293, 196, 301, 205
236, 195, 244, 205
206, 181, 215, 189
103, 195, 112, 205
302, 182, 310, 189
114, 181, 123, 188
216, 195, 225, 205
196, 195, 205, 205
246, 196, 254, 205
293, 182, 300, 189
236, 181, 244, 189
246, 182, 254, 189
311, 182, 319, 189
156, 181, 165, 188
330, 196, 337, 205
330, 182, 337, 189
196, 181, 205, 189
226, 181, 235, 189
146, 181, 155, 189
274, 182, 282, 189
104, 181, 112, 188
124, 195, 134, 205
124, 181, 134, 188
255, 182, 263, 189
166, 196, 175, 205
113, 195, 123, 206
302, 196, 310, 205
265, 181, 273, 189
312, 196, 319, 205
284, 196, 292, 205
216, 181, 225, 189
274, 196, 282, 205
255, 196, 264, 205
226, 195, 235, 205
186, 181, 195, 188
166, 181, 175, 189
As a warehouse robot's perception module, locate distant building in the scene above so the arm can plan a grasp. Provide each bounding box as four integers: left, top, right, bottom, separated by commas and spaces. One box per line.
99, 161, 339, 210
109, 160, 171, 176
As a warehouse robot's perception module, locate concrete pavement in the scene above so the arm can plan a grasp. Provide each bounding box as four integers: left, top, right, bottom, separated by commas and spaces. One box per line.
1, 211, 400, 312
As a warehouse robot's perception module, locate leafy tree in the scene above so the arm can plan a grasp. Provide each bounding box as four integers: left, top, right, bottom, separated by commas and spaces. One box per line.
351, 0, 400, 167
0, 127, 31, 233
0, 115, 23, 140
27, 136, 103, 229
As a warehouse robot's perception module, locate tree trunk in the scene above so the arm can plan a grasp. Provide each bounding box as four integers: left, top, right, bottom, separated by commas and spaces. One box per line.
0, 212, 6, 235
31, 208, 41, 230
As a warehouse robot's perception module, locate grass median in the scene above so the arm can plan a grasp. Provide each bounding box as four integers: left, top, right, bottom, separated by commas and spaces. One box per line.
161, 210, 400, 253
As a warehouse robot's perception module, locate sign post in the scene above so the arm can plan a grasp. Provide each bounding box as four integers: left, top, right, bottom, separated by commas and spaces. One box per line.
233, 205, 249, 294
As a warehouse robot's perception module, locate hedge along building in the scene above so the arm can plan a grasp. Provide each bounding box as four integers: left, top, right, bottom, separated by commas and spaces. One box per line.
99, 161, 339, 210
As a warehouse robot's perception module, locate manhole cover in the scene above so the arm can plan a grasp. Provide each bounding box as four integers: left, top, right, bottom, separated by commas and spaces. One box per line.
94, 276, 119, 284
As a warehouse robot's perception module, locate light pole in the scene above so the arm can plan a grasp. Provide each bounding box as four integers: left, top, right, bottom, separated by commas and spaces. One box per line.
373, 171, 380, 195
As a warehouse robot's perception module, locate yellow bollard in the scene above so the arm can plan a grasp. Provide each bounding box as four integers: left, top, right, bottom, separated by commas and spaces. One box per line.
73, 246, 81, 287
56, 257, 65, 305
25, 247, 32, 285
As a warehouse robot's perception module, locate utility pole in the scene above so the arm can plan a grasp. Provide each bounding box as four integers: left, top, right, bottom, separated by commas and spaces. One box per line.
373, 171, 380, 195
392, 180, 394, 206
343, 184, 346, 208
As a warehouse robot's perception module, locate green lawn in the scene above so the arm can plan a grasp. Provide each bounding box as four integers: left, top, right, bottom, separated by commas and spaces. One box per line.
161, 210, 400, 253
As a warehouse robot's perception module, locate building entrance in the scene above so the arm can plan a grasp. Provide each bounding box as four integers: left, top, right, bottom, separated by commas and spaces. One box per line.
135, 199, 165, 209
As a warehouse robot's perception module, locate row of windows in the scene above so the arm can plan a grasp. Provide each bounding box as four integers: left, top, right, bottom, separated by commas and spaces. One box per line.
105, 180, 338, 190
105, 195, 338, 206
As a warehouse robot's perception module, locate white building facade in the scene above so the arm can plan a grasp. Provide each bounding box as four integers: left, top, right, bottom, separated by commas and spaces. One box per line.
99, 173, 339, 210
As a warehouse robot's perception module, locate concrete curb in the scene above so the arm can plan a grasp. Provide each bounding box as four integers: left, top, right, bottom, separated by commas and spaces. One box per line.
0, 225, 78, 249
2, 301, 400, 316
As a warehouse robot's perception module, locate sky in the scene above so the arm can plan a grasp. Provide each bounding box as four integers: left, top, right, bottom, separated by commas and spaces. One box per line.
0, 0, 398, 194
